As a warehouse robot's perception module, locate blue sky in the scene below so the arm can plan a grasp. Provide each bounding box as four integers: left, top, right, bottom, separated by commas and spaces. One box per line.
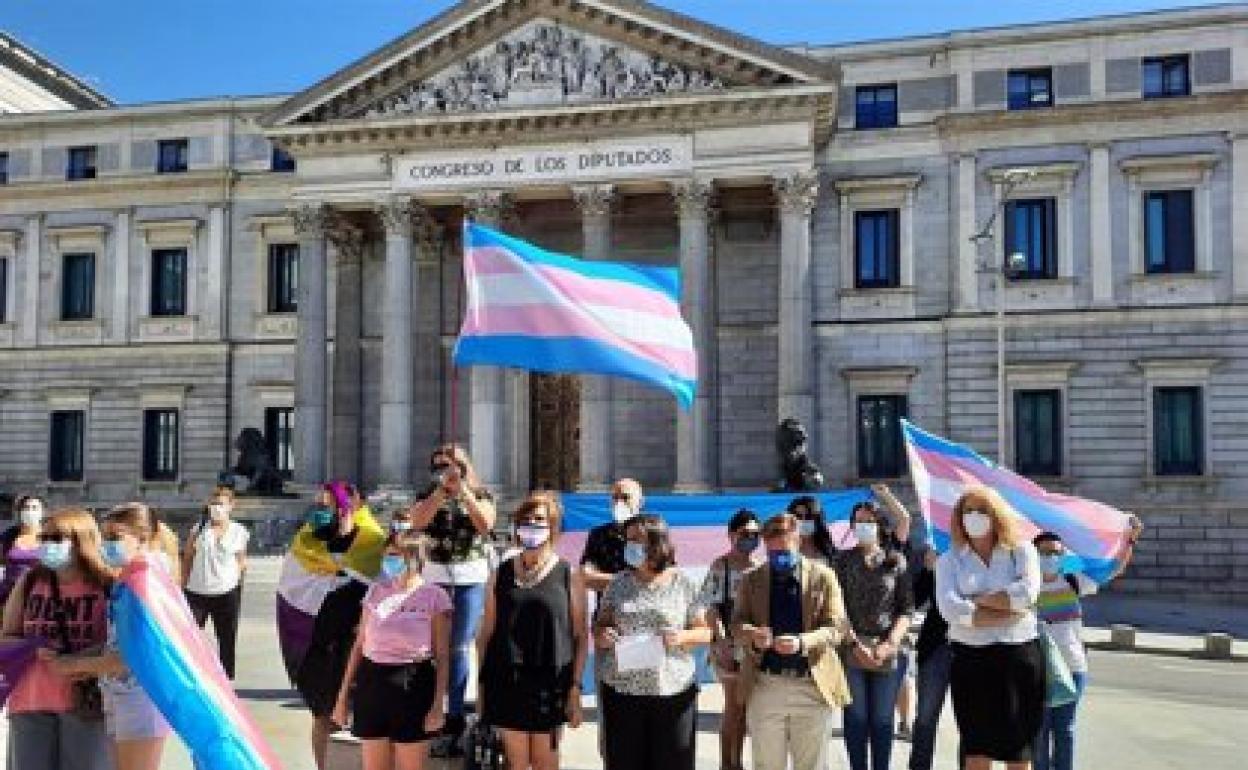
3, 0, 1228, 104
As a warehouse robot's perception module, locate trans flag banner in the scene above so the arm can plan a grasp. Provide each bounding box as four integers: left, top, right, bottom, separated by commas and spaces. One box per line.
902, 419, 1136, 584
112, 556, 282, 770
454, 223, 697, 408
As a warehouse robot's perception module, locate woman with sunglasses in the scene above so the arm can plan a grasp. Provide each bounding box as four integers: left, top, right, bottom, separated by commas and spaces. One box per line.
787, 496, 837, 567
0, 494, 47, 608
699, 509, 762, 770
1, 508, 113, 770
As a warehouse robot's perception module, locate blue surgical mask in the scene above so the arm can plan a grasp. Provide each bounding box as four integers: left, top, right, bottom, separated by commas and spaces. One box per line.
306, 506, 334, 530
516, 524, 550, 550
39, 541, 73, 571
101, 540, 129, 569
380, 555, 407, 580
798, 520, 816, 538
391, 521, 413, 534
735, 535, 760, 555
623, 542, 647, 569
768, 549, 796, 572
1040, 554, 1064, 576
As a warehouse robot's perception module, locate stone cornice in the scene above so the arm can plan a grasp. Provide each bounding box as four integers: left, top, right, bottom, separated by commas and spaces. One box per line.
0, 169, 236, 208
267, 85, 835, 154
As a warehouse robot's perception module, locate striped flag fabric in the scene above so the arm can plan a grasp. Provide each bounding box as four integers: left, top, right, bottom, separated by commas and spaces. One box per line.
903, 419, 1135, 584
454, 223, 697, 408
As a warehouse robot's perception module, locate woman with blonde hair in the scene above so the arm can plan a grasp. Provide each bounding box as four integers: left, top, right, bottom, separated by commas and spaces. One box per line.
1, 508, 113, 770
935, 487, 1043, 770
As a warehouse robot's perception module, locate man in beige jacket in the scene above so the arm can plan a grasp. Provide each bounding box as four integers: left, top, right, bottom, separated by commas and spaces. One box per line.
734, 512, 851, 770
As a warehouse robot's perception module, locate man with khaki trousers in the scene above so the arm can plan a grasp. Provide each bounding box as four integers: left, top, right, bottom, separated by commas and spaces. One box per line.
734, 512, 851, 770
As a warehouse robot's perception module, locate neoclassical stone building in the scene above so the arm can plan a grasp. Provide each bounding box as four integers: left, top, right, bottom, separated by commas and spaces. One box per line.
2, 1, 1247, 599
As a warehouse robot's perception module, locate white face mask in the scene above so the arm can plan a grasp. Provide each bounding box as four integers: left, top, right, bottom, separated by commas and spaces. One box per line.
19, 503, 43, 529
962, 510, 993, 539
612, 501, 633, 523
209, 504, 229, 522
853, 522, 878, 546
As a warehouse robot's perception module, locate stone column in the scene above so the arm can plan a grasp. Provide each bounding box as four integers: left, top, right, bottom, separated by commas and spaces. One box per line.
292, 204, 332, 485
376, 197, 419, 486
1232, 134, 1248, 300
1089, 143, 1115, 305
464, 191, 514, 492
956, 153, 980, 311
672, 179, 716, 492
330, 229, 365, 484
20, 215, 41, 348
111, 208, 131, 343
573, 184, 616, 491
774, 172, 820, 434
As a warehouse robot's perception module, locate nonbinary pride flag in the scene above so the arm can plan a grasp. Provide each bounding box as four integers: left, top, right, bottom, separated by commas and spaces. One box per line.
454, 223, 697, 408
903, 419, 1135, 584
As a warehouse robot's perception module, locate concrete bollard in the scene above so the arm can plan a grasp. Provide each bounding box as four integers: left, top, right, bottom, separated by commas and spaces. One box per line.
1109, 624, 1136, 650
327, 734, 363, 770
1204, 632, 1234, 660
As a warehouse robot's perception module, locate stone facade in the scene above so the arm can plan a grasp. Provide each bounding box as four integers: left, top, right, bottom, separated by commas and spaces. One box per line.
1, 2, 1248, 601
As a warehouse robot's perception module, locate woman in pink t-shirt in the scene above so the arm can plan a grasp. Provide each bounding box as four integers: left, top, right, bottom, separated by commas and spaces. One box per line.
0, 507, 113, 770
334, 533, 451, 770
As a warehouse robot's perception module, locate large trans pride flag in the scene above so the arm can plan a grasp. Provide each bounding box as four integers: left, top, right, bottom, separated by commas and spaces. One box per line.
454, 223, 697, 408
903, 419, 1135, 584
112, 556, 282, 770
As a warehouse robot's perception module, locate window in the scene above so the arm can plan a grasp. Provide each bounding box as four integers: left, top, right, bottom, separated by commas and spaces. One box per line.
1142, 55, 1190, 98
268, 243, 299, 313
265, 406, 295, 479
1144, 190, 1195, 274
1153, 386, 1202, 475
156, 139, 188, 174
49, 410, 85, 482
150, 248, 187, 316
854, 210, 900, 288
855, 84, 898, 129
271, 146, 296, 172
142, 408, 180, 481
1004, 198, 1057, 279
1015, 390, 1062, 476
66, 146, 97, 181
857, 395, 907, 478
0, 152, 8, 184
61, 252, 95, 320
1007, 68, 1053, 110
0, 258, 7, 324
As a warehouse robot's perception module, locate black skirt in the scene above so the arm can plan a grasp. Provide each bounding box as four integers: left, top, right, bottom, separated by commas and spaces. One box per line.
352, 659, 438, 744
949, 639, 1046, 761
482, 667, 571, 733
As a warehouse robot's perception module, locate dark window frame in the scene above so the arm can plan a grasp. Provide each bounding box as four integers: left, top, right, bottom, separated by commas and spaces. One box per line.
1144, 189, 1195, 274
1153, 386, 1204, 476
61, 252, 95, 321
66, 145, 97, 181
1004, 198, 1058, 280
855, 84, 899, 130
856, 394, 908, 479
1142, 55, 1191, 98
1014, 389, 1063, 477
150, 248, 188, 317
49, 410, 85, 482
270, 146, 296, 173
264, 406, 295, 479
0, 257, 7, 324
156, 138, 189, 174
1007, 68, 1054, 110
0, 151, 9, 185
142, 408, 180, 481
267, 243, 299, 313
854, 209, 901, 289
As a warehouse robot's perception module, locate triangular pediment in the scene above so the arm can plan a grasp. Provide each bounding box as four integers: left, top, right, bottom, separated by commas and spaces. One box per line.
263, 0, 833, 127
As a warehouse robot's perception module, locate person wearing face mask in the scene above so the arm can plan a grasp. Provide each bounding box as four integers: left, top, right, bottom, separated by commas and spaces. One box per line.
935, 487, 1044, 770
698, 508, 762, 770
594, 514, 712, 770
787, 496, 837, 566
1031, 520, 1140, 770
181, 486, 250, 679
733, 512, 850, 770
389, 510, 415, 536
1, 508, 113, 770
835, 501, 914, 770
579, 478, 644, 604
477, 492, 588, 770
55, 503, 174, 770
332, 533, 451, 770
0, 494, 47, 608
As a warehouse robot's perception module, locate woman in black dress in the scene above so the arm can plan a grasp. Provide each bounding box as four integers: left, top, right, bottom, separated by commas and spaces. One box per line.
477, 491, 588, 770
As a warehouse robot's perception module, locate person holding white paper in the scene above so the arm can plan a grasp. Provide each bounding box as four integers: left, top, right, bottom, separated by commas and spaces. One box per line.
593, 515, 711, 770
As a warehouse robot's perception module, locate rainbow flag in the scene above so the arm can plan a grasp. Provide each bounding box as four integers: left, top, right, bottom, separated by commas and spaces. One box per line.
112, 555, 281, 770
454, 223, 697, 408
903, 419, 1134, 584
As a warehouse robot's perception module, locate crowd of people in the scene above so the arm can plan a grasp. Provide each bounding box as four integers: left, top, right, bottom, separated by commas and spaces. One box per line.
0, 442, 1143, 770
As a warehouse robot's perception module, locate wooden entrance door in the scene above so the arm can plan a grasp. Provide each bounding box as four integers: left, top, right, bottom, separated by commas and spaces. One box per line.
529, 374, 581, 491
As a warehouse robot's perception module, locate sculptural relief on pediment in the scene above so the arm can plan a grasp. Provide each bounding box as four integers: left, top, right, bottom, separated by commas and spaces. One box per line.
357, 18, 725, 118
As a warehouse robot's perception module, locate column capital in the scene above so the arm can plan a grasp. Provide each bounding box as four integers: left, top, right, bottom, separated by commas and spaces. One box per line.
773, 172, 820, 216
376, 196, 417, 238
328, 221, 366, 264
571, 184, 616, 219
670, 179, 716, 221
465, 190, 515, 225
291, 203, 334, 238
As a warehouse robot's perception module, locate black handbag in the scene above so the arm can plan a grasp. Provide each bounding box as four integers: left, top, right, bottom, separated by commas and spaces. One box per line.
463, 714, 505, 770
48, 572, 105, 721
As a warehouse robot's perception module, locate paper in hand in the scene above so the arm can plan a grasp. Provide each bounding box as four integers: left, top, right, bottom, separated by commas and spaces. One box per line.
614, 633, 665, 672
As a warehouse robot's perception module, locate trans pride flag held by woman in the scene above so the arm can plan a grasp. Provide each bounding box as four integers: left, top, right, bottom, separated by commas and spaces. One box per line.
454, 223, 697, 408
902, 419, 1135, 584
112, 556, 281, 770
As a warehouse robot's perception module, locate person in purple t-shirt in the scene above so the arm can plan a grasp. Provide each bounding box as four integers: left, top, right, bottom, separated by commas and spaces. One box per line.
0, 495, 46, 608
